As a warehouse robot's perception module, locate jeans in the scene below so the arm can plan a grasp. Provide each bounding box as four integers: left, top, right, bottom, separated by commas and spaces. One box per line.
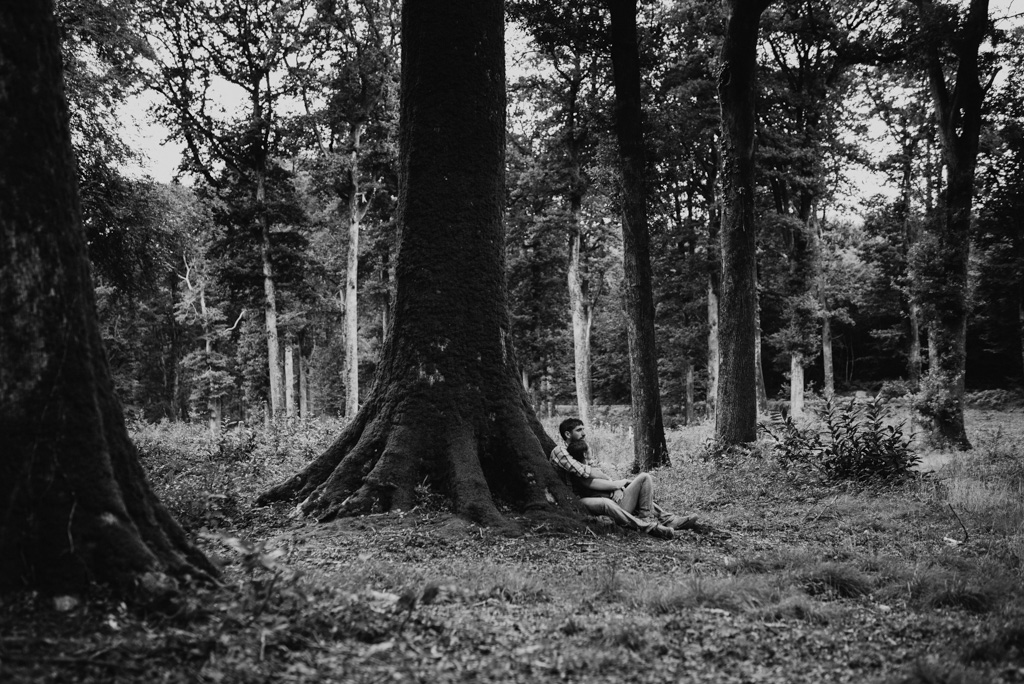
579, 472, 656, 530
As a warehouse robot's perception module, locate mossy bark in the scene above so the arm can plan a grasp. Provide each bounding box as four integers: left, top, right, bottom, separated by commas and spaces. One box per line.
0, 0, 215, 593
715, 0, 772, 444
912, 0, 988, 449
258, 0, 580, 526
608, 0, 669, 472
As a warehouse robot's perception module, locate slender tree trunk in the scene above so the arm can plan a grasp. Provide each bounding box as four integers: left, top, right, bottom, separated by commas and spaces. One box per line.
900, 135, 923, 386
258, 0, 578, 526
790, 353, 805, 418
199, 286, 221, 436
299, 351, 310, 420
684, 361, 695, 426
754, 288, 768, 414
343, 123, 365, 418
609, 0, 669, 471
285, 342, 296, 420
258, 171, 283, 420
0, 0, 213, 593
715, 0, 770, 444
568, 225, 592, 427
822, 307, 834, 398
909, 301, 923, 384
707, 277, 720, 415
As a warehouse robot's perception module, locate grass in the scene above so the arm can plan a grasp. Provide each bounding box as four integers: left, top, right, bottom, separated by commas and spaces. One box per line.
3, 407, 1023, 683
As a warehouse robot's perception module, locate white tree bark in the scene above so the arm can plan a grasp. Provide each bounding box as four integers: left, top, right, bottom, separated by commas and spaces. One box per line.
259, 171, 283, 421
343, 123, 365, 419
285, 342, 296, 419
790, 352, 805, 418
299, 350, 309, 420
707, 278, 720, 416
568, 227, 592, 426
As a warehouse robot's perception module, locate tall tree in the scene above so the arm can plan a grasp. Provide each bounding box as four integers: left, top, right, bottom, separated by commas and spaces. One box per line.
258, 0, 576, 524
0, 0, 212, 592
716, 0, 773, 444
607, 0, 668, 470
296, 0, 400, 419
508, 0, 612, 428
145, 0, 314, 421
910, 0, 991, 448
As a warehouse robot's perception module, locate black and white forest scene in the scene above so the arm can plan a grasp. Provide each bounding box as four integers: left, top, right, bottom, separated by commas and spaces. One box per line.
2, 0, 1024, 681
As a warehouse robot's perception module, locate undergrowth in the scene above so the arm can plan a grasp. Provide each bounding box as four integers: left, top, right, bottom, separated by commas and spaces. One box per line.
759, 396, 920, 484
17, 408, 1008, 684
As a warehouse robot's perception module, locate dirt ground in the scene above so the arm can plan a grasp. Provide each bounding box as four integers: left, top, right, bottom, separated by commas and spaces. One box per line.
2, 411, 1023, 683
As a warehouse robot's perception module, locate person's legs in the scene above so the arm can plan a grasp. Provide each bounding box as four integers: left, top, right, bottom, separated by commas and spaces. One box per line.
580, 496, 673, 539
653, 502, 700, 530
618, 472, 654, 518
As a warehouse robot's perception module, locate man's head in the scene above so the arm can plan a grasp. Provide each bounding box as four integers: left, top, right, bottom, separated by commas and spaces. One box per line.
558, 417, 585, 444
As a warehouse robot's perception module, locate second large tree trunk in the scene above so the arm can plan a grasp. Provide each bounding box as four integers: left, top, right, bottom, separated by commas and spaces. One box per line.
608, 0, 668, 471
0, 0, 214, 594
258, 0, 578, 526
715, 0, 770, 444
913, 0, 987, 449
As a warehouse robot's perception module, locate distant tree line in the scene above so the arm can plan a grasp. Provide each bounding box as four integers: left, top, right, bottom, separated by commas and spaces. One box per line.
60, 0, 1023, 446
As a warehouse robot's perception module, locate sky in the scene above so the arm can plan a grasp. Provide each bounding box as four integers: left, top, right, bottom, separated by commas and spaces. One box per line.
120, 0, 1023, 188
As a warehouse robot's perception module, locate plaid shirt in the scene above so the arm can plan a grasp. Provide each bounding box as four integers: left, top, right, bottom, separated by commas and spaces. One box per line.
549, 440, 592, 481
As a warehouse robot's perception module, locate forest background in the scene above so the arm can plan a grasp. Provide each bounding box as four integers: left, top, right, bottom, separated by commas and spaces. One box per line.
68, 0, 1024, 433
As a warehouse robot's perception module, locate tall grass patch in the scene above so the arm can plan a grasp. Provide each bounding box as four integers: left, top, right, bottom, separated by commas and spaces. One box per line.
132, 418, 341, 529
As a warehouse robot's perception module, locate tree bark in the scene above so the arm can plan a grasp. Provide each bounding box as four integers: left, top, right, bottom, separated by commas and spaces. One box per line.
822, 304, 834, 398
299, 350, 310, 419
715, 0, 770, 444
0, 0, 214, 593
754, 288, 768, 414
343, 123, 365, 419
258, 0, 578, 526
913, 0, 987, 449
568, 225, 593, 427
608, 0, 669, 471
790, 353, 805, 418
285, 342, 296, 420
258, 170, 283, 421
707, 277, 720, 414
684, 361, 695, 426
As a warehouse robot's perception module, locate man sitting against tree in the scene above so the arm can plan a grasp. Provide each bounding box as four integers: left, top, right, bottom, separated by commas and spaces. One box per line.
549, 417, 701, 540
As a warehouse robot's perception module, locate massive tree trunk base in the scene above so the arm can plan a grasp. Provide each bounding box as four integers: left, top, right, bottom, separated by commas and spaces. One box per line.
3, 403, 219, 597
257, 381, 583, 530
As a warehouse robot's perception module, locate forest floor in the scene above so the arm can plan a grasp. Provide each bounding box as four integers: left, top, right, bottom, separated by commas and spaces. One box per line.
2, 405, 1023, 683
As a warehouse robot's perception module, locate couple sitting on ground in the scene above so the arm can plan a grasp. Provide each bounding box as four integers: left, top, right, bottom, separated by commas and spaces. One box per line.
549, 418, 705, 540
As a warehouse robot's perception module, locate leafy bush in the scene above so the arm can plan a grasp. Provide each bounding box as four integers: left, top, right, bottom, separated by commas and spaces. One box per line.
964, 389, 1024, 410
878, 379, 917, 401
759, 397, 920, 483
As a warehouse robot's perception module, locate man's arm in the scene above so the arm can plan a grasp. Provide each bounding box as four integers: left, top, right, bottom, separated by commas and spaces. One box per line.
580, 476, 630, 492
550, 444, 592, 479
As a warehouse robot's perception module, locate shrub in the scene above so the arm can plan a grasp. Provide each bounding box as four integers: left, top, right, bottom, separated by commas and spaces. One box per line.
760, 397, 920, 484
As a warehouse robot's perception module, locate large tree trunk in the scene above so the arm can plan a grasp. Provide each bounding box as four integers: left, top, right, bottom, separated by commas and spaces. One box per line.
258, 0, 577, 526
0, 0, 214, 593
568, 224, 593, 427
913, 0, 987, 449
715, 0, 770, 444
608, 0, 668, 471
